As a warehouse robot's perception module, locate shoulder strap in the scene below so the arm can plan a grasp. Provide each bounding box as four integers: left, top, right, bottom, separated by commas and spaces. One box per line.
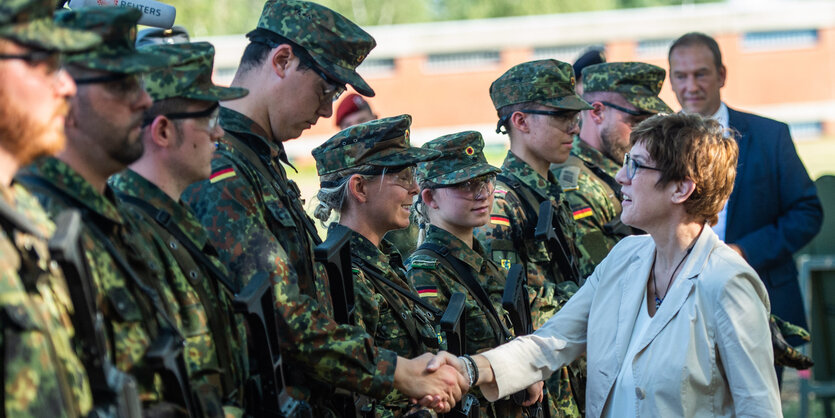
416, 243, 511, 343
496, 173, 542, 235
223, 133, 322, 246
353, 257, 442, 317
116, 194, 236, 294
580, 159, 622, 202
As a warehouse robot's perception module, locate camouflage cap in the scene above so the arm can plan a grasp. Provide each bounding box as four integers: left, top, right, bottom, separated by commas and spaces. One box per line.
254, 0, 376, 97
490, 59, 592, 111
55, 7, 174, 74
0, 0, 100, 52
416, 131, 501, 186
313, 114, 441, 176
141, 42, 248, 102
135, 25, 190, 48
582, 62, 673, 114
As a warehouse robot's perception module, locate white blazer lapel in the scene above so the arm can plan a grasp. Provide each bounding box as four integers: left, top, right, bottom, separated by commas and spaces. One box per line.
634, 226, 718, 353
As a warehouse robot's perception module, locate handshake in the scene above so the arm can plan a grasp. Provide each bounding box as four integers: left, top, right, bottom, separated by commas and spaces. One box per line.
393, 351, 544, 413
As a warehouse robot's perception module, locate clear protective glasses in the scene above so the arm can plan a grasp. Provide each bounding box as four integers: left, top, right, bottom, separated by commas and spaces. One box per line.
384, 166, 417, 190
0, 49, 63, 76
435, 173, 496, 200
74, 72, 147, 102
520, 108, 581, 132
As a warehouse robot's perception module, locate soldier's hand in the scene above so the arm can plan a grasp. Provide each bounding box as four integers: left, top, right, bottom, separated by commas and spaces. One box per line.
394, 353, 468, 413
523, 381, 544, 406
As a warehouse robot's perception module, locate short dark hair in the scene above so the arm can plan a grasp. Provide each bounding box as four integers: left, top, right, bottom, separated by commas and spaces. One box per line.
668, 32, 723, 71
630, 113, 737, 226
238, 29, 315, 74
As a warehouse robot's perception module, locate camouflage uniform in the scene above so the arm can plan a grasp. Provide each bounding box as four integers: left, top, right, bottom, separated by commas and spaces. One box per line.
313, 115, 441, 417
0, 1, 99, 416
18, 158, 185, 404
553, 62, 672, 274
408, 131, 519, 416
17, 7, 194, 410
0, 184, 94, 417
182, 2, 397, 412
111, 42, 250, 416
477, 60, 591, 418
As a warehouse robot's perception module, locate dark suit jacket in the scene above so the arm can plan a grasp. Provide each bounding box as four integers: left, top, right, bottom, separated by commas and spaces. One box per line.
725, 107, 823, 330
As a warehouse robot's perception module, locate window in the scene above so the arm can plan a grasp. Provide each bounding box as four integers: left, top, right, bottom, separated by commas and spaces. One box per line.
425, 51, 500, 72
358, 58, 396, 77
636, 39, 674, 59
742, 29, 818, 51
789, 121, 823, 140
533, 45, 594, 62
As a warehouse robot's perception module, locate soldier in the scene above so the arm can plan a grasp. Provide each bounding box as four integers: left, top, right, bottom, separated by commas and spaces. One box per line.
572, 47, 605, 96
552, 62, 672, 274
182, 0, 465, 414
313, 114, 444, 416
16, 7, 195, 415
110, 42, 250, 416
0, 0, 99, 416
407, 131, 532, 417
474, 59, 590, 417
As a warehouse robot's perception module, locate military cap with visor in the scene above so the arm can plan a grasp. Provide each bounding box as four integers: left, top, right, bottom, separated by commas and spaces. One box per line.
417, 131, 500, 186
490, 59, 592, 111
582, 62, 673, 114
248, 0, 377, 97
313, 114, 440, 177
55, 7, 175, 73
141, 42, 248, 102
0, 0, 100, 52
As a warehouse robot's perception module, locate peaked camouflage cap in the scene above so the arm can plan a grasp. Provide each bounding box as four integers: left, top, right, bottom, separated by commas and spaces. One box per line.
313, 114, 441, 176
417, 131, 501, 186
255, 0, 376, 97
0, 0, 100, 52
583, 62, 672, 114
490, 59, 592, 111
141, 42, 248, 102
55, 7, 174, 74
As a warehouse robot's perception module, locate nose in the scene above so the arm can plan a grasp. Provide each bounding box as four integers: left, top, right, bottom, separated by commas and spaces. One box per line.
212, 125, 225, 141
54, 69, 76, 98
319, 98, 334, 118
134, 88, 153, 111
568, 120, 580, 135
615, 164, 629, 186
407, 178, 419, 195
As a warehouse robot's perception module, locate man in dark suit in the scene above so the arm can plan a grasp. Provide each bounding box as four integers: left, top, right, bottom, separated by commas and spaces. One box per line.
667, 32, 823, 350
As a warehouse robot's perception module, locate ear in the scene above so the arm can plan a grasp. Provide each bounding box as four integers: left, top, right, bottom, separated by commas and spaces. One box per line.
589, 102, 605, 125
270, 44, 294, 78
347, 174, 369, 204
148, 116, 175, 148
509, 111, 531, 134
671, 177, 696, 205
718, 64, 727, 88
421, 188, 439, 209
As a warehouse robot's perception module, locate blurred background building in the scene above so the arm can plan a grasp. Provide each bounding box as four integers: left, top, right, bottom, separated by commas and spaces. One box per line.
198, 0, 835, 170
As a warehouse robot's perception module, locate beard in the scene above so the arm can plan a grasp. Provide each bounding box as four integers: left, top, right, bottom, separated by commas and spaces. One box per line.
599, 127, 630, 165
0, 87, 68, 165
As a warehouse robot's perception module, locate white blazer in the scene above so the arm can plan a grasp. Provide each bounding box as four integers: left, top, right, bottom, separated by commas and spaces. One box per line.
481, 227, 781, 417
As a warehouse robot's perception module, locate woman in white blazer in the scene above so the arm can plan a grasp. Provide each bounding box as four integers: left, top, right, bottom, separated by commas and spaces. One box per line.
427, 113, 782, 417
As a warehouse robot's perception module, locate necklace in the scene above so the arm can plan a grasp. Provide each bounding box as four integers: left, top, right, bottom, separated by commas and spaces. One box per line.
652, 244, 695, 310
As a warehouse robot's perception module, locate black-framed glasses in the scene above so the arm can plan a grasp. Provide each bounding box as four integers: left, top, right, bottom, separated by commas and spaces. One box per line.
74, 72, 146, 102
434, 173, 496, 201
520, 109, 581, 131
0, 50, 63, 75
145, 102, 221, 131
623, 152, 661, 180
307, 60, 345, 103
599, 101, 650, 117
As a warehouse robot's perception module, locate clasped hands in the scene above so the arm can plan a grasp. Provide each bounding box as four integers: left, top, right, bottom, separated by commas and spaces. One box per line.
394, 351, 544, 413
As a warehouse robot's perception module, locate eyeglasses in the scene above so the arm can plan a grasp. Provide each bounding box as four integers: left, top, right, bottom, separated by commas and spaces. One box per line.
310, 63, 345, 103
384, 166, 417, 190
623, 152, 661, 180
149, 102, 221, 131
435, 174, 496, 201
0, 50, 63, 75
74, 72, 146, 102
600, 101, 653, 128
520, 109, 581, 132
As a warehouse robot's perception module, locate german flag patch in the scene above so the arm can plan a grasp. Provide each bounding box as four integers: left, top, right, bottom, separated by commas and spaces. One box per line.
210, 167, 236, 183
416, 285, 438, 298
491, 215, 510, 226
573, 207, 593, 220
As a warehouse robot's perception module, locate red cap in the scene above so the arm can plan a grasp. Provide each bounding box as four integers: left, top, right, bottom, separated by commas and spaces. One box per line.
335, 93, 371, 127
